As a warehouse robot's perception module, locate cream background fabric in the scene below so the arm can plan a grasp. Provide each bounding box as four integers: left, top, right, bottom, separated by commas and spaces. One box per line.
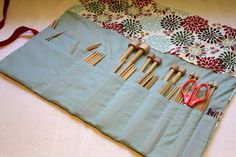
0, 0, 235, 157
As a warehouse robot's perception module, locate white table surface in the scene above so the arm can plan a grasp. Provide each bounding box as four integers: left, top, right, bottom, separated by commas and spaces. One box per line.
0, 0, 235, 157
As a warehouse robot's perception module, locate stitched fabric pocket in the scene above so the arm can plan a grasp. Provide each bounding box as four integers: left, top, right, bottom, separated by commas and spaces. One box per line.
148, 102, 192, 157
95, 82, 149, 137
77, 72, 125, 124
118, 92, 169, 151
40, 61, 110, 114
182, 114, 218, 157
166, 109, 202, 157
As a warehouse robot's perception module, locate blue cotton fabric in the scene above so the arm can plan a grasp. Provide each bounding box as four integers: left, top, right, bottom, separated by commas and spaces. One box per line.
0, 11, 235, 157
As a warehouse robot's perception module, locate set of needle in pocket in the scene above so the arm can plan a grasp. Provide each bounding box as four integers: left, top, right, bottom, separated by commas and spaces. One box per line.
114, 40, 160, 90
113, 40, 218, 114
45, 31, 105, 66
45, 31, 219, 114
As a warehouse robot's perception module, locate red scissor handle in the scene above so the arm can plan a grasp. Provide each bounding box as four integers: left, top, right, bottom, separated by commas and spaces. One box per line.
188, 83, 209, 107
181, 79, 197, 105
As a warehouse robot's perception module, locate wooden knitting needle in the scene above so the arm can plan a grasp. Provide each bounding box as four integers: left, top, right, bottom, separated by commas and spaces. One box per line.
119, 64, 133, 77
87, 43, 101, 52
84, 52, 98, 62
140, 73, 154, 86
92, 54, 105, 66
145, 76, 159, 90
166, 86, 180, 100
163, 63, 179, 81
88, 53, 103, 65
87, 53, 100, 64
140, 53, 155, 72
123, 65, 136, 80
123, 64, 135, 78
69, 40, 79, 55
160, 82, 172, 95
90, 52, 105, 65
119, 40, 140, 62
139, 73, 154, 85
145, 57, 162, 74
138, 73, 149, 84
45, 31, 64, 41
114, 60, 125, 73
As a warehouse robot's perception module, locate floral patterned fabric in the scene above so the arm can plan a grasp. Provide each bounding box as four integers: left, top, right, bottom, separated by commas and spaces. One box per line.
69, 0, 236, 77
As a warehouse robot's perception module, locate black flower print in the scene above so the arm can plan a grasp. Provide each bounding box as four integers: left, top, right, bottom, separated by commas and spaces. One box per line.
170, 31, 194, 46
84, 1, 105, 14
160, 15, 182, 31
197, 27, 223, 44
219, 51, 236, 70
108, 0, 128, 13
121, 19, 142, 37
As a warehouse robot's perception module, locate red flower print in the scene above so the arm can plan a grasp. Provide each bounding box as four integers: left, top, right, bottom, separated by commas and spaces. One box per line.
222, 25, 236, 39
102, 22, 124, 34
197, 56, 225, 73
165, 47, 181, 57
131, 0, 151, 8
181, 16, 208, 33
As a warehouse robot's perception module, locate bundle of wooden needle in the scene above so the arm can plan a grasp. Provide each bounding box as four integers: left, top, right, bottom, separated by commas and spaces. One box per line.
138, 73, 159, 90
118, 64, 137, 80
83, 51, 105, 66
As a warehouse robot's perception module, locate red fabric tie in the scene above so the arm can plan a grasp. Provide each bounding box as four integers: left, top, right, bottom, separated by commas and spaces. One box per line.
0, 0, 39, 47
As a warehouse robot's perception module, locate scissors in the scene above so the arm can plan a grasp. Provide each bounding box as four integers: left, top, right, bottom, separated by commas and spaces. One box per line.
181, 79, 209, 107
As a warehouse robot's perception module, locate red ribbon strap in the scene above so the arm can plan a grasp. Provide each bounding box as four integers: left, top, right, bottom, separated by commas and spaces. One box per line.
0, 26, 39, 46
0, 0, 39, 47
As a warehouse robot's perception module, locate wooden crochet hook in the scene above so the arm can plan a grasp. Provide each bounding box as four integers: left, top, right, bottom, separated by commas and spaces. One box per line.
163, 63, 179, 81
140, 53, 155, 72
119, 40, 141, 62
145, 57, 162, 74
87, 43, 101, 52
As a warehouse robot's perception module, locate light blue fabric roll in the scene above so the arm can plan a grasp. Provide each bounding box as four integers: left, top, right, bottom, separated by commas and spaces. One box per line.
0, 10, 235, 157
